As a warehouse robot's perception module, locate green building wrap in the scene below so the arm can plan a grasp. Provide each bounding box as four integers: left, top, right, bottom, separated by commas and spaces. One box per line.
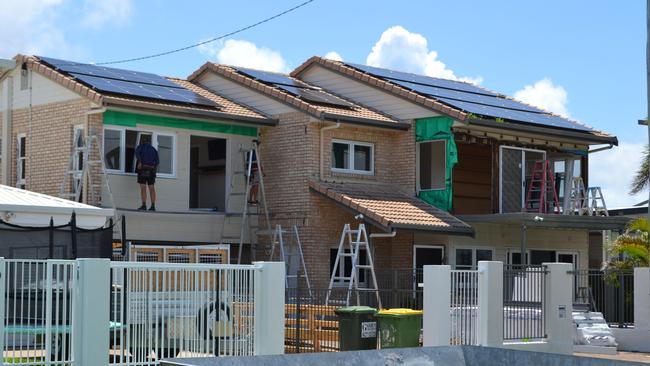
415, 116, 458, 212
103, 110, 258, 137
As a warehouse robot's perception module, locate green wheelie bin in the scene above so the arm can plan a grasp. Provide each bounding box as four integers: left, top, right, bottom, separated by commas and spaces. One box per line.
377, 308, 423, 348
334, 306, 377, 351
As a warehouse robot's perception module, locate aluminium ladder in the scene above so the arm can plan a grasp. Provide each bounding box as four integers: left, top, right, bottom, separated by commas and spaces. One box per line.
326, 224, 381, 307
59, 129, 122, 240
268, 224, 312, 297
218, 141, 273, 264
587, 186, 609, 216
566, 176, 590, 215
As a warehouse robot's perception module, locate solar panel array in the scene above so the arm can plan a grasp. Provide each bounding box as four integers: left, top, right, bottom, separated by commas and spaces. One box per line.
346, 62, 593, 132
37, 56, 220, 108
232, 67, 354, 108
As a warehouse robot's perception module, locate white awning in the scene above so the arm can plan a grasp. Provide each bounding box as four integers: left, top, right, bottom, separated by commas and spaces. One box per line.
0, 185, 113, 229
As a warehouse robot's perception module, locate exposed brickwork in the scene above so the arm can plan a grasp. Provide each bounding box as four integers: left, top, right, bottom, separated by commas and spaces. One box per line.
259, 112, 426, 287
9, 98, 95, 198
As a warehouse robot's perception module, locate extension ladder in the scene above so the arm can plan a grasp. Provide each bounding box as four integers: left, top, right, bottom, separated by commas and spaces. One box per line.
59, 129, 121, 240
326, 224, 381, 307
218, 141, 273, 264
524, 160, 560, 214
269, 224, 312, 297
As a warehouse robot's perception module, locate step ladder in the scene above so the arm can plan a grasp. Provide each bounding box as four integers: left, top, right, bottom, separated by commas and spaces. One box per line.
587, 187, 609, 216
326, 224, 381, 307
269, 224, 312, 297
566, 176, 589, 215
524, 160, 560, 214
59, 129, 121, 240
218, 141, 273, 264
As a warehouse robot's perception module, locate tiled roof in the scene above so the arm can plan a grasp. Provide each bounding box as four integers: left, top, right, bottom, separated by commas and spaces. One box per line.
188, 62, 409, 129
309, 179, 474, 235
13, 55, 275, 125
291, 56, 616, 143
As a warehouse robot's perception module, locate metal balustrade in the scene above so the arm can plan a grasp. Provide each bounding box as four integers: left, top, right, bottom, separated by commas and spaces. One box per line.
502, 265, 547, 341
450, 270, 479, 345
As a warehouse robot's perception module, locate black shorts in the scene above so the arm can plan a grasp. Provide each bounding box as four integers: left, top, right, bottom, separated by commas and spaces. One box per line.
137, 167, 156, 185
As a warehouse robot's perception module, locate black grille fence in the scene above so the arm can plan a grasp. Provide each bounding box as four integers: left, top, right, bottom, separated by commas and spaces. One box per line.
502, 265, 547, 341
572, 269, 634, 327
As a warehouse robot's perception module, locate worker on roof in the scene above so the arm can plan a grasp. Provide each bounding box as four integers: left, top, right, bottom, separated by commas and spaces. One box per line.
135, 134, 159, 211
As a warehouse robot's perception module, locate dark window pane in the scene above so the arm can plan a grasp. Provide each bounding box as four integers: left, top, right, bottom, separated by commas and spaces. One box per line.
103, 129, 121, 170
157, 135, 173, 174
530, 250, 556, 265
415, 247, 443, 268
476, 249, 493, 262
332, 142, 349, 169
125, 130, 138, 173
419, 141, 446, 190
353, 145, 371, 171
456, 248, 473, 268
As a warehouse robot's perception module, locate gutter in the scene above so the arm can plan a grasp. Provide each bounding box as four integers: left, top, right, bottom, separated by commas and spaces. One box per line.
467, 117, 618, 146
320, 121, 341, 179
588, 144, 614, 154
321, 112, 411, 131
104, 98, 278, 127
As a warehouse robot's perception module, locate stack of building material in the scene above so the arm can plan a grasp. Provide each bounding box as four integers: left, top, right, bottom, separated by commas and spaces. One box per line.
573, 310, 618, 355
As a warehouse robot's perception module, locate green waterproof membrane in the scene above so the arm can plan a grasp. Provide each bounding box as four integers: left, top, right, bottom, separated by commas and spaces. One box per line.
415, 116, 458, 212
103, 110, 258, 137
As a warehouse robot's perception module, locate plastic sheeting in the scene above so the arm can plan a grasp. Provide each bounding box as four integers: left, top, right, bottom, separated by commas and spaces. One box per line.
416, 116, 458, 211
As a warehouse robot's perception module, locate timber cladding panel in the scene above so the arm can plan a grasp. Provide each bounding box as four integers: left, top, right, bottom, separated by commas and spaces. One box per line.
452, 142, 493, 215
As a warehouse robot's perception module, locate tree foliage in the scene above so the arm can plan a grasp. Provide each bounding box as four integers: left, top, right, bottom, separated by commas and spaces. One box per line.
605, 217, 649, 273
630, 144, 650, 195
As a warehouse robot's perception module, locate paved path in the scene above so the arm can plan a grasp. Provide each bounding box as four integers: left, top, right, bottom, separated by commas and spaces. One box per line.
575, 352, 650, 364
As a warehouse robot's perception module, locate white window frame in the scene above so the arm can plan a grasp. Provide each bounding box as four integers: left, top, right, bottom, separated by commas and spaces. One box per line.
331, 139, 374, 175
416, 139, 447, 192
498, 145, 547, 213
452, 246, 495, 269
506, 249, 579, 268
102, 127, 176, 178
16, 133, 26, 189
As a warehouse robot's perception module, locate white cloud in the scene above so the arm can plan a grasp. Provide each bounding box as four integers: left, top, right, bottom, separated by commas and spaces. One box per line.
366, 25, 482, 84
198, 39, 288, 73
324, 51, 343, 61
514, 78, 570, 117
81, 0, 133, 29
0, 0, 70, 57
589, 142, 647, 208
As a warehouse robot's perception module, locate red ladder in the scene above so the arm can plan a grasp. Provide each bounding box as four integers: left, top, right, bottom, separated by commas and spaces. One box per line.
524, 160, 560, 213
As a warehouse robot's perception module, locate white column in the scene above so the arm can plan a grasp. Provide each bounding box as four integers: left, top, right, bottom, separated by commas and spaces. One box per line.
74, 259, 110, 366
634, 267, 650, 331
542, 262, 573, 355
253, 261, 285, 355
423, 265, 450, 346
1, 77, 13, 185
0, 258, 5, 364
477, 261, 503, 347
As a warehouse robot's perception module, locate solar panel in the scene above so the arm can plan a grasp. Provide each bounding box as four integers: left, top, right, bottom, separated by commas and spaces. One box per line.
346, 62, 594, 133
37, 56, 219, 108
233, 66, 354, 108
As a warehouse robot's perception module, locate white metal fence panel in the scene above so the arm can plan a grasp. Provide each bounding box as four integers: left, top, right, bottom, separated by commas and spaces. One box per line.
109, 262, 257, 365
1, 259, 78, 366
450, 270, 479, 345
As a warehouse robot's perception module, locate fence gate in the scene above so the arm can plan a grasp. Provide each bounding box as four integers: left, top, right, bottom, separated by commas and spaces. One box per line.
109, 262, 256, 365
450, 270, 479, 345
1, 259, 78, 366
502, 265, 547, 341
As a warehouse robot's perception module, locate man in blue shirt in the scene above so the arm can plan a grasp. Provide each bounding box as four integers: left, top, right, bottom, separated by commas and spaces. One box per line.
135, 135, 159, 211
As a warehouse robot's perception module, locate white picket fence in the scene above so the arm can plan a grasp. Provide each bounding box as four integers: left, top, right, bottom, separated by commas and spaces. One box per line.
0, 259, 284, 366
450, 269, 479, 345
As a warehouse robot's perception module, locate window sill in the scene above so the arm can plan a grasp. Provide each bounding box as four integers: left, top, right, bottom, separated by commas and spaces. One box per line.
106, 171, 176, 179
331, 168, 374, 176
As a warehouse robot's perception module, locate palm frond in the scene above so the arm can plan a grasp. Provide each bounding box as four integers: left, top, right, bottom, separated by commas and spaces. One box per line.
630, 144, 650, 195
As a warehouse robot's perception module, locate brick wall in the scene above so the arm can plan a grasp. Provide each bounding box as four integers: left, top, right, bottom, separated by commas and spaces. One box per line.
259, 114, 422, 287
9, 98, 94, 197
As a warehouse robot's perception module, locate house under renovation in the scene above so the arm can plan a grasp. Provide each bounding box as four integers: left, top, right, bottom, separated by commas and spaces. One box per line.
0, 54, 629, 286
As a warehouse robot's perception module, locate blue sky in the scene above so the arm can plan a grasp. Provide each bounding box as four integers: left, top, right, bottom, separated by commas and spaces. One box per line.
1, 0, 647, 206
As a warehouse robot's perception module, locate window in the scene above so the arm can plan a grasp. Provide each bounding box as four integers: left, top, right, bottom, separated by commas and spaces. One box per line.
331, 140, 374, 174
16, 133, 26, 189
418, 140, 446, 190
499, 146, 546, 213
454, 248, 493, 269
103, 128, 175, 177
330, 249, 367, 286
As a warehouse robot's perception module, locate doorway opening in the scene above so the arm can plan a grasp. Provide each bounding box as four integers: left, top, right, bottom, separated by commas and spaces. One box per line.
189, 136, 227, 211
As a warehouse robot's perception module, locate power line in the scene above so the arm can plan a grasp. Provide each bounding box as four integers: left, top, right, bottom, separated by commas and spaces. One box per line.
95, 0, 316, 66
